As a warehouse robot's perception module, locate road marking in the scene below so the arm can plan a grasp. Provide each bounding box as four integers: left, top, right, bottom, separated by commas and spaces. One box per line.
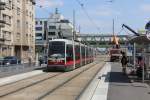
79, 62, 111, 100
0, 70, 44, 86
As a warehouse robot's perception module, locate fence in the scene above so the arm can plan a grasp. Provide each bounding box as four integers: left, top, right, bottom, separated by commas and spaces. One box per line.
0, 59, 41, 74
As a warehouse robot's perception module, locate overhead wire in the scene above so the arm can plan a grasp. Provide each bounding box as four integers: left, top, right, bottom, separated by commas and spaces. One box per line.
117, 27, 124, 35
75, 0, 101, 33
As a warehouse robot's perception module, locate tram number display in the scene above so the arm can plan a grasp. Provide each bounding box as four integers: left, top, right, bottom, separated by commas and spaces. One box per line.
52, 59, 63, 63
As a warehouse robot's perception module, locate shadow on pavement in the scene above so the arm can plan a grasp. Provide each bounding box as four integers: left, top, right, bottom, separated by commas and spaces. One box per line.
106, 72, 130, 83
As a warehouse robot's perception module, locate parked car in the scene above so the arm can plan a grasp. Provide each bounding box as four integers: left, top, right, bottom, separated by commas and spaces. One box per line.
3, 56, 21, 65
0, 57, 4, 66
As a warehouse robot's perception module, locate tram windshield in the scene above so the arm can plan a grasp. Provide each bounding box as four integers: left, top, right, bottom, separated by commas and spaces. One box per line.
48, 41, 65, 58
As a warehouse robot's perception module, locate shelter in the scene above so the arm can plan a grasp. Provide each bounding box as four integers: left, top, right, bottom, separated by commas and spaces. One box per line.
129, 34, 150, 82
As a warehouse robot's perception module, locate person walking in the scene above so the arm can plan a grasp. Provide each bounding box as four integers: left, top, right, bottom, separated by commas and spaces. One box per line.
136, 56, 145, 78
28, 57, 31, 67
121, 52, 128, 74
39, 57, 43, 66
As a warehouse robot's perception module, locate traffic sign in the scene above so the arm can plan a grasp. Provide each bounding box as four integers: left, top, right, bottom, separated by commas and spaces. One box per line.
127, 44, 133, 51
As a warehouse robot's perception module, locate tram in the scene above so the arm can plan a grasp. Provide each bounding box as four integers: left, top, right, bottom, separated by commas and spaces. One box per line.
47, 39, 95, 71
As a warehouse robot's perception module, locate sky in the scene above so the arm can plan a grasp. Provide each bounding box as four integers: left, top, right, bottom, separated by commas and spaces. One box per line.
35, 0, 150, 35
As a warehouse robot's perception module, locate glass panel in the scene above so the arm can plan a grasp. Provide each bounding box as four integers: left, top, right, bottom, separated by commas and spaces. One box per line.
48, 41, 65, 58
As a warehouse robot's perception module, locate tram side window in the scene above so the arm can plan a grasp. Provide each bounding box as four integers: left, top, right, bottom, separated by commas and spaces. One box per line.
66, 45, 73, 61
90, 48, 92, 57
75, 45, 80, 60
81, 46, 85, 59
86, 47, 89, 58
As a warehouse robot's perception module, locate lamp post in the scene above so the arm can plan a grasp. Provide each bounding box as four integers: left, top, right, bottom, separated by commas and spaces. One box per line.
72, 10, 76, 69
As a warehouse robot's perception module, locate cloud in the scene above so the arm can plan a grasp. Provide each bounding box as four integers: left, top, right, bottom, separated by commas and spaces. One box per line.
140, 4, 150, 12
37, 0, 64, 8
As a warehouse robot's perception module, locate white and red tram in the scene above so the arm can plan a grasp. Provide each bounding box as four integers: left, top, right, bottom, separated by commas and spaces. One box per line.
47, 39, 95, 71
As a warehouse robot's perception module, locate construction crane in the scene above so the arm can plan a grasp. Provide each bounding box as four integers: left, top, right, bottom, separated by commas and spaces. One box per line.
122, 24, 140, 36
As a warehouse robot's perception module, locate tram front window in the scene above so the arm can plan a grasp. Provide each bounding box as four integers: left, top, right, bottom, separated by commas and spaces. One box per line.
48, 42, 65, 59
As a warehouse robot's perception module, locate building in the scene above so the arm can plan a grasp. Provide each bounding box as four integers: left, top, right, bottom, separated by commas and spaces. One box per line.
0, 0, 35, 62
35, 9, 75, 55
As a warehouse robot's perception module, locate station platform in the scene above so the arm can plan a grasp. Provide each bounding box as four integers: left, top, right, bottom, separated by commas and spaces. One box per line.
79, 62, 150, 100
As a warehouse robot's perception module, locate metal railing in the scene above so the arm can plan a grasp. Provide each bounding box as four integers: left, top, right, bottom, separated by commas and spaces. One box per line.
0, 59, 42, 73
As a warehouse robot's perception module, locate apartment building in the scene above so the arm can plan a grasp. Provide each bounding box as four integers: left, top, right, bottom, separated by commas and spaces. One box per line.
0, 0, 35, 62
35, 9, 74, 55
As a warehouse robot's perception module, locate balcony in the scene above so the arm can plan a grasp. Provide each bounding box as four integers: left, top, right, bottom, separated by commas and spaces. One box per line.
0, 20, 5, 28
0, 1, 6, 10
0, 36, 5, 44
0, 20, 5, 27
30, 0, 36, 5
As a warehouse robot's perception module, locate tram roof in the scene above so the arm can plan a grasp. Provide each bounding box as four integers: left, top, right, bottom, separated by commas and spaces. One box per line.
49, 39, 93, 48
49, 39, 83, 45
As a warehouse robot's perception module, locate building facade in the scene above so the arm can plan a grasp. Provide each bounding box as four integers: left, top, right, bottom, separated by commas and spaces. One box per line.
0, 0, 35, 62
35, 9, 74, 56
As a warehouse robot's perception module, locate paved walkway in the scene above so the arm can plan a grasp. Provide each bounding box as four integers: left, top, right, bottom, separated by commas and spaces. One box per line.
107, 62, 150, 100
79, 62, 150, 100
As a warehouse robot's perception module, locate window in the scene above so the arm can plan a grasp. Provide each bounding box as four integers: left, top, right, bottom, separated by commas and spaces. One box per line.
49, 26, 56, 29
48, 32, 55, 35
17, 20, 20, 28
5, 0, 11, 9
26, 0, 28, 4
36, 33, 42, 37
16, 33, 20, 40
60, 20, 69, 23
44, 21, 47, 25
30, 12, 32, 18
17, 7, 20, 15
2, 31, 11, 41
48, 42, 65, 58
66, 45, 73, 61
40, 21, 42, 25
2, 14, 11, 25
35, 21, 38, 25
26, 10, 28, 16
36, 27, 42, 31
26, 22, 28, 29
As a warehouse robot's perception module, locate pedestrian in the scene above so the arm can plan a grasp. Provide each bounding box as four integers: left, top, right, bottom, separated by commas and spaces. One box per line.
121, 52, 128, 74
136, 56, 145, 78
28, 57, 31, 67
39, 57, 42, 66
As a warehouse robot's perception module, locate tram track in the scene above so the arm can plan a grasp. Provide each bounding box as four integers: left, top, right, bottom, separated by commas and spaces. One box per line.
0, 72, 62, 97
0, 55, 108, 100
40, 62, 106, 100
